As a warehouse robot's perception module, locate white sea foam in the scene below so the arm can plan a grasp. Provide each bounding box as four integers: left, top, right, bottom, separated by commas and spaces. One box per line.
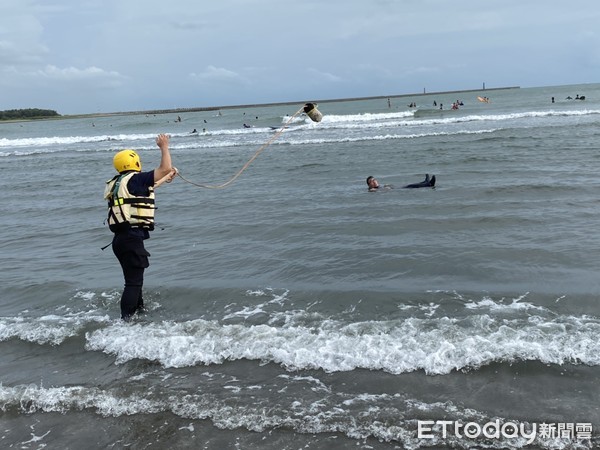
0, 384, 591, 449
3, 107, 598, 157
0, 311, 111, 345
464, 293, 548, 313
322, 108, 600, 128
84, 310, 600, 374
131, 128, 498, 151
0, 133, 156, 148
320, 111, 415, 123
254, 128, 500, 148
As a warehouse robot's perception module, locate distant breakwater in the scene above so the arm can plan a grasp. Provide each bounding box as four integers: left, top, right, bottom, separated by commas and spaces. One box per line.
52, 86, 523, 121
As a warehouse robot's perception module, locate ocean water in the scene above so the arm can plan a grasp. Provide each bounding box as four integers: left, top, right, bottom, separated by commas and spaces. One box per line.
1, 83, 600, 449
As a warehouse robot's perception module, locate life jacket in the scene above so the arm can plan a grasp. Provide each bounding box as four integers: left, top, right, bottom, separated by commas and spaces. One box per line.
104, 172, 155, 232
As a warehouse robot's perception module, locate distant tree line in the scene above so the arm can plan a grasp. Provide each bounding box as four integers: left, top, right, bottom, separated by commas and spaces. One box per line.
0, 108, 60, 120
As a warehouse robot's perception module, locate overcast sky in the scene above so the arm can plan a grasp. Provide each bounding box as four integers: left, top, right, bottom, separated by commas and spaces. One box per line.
1, 0, 599, 114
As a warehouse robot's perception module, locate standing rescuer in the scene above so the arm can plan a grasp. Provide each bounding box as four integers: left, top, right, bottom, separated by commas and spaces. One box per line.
104, 133, 177, 321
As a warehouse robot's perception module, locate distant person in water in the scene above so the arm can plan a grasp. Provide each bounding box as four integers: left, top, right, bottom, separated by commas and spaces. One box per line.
366, 176, 385, 191
366, 174, 436, 191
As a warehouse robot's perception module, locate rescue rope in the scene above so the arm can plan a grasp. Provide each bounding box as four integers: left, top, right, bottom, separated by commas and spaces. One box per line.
176, 106, 305, 189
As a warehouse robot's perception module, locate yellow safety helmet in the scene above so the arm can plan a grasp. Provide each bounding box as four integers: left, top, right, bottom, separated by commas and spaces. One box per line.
113, 149, 141, 173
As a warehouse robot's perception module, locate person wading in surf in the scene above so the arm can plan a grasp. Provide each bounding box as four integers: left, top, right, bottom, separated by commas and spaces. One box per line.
104, 134, 177, 321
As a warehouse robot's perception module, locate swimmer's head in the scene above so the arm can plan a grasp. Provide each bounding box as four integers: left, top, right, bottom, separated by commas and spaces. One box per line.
366, 176, 379, 189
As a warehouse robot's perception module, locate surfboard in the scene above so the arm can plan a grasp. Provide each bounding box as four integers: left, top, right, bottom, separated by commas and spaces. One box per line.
477, 96, 490, 103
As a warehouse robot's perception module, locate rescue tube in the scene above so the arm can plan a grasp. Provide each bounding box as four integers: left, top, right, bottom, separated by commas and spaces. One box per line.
303, 103, 323, 122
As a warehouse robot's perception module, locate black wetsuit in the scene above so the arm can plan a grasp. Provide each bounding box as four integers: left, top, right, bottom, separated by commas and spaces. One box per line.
404, 174, 436, 189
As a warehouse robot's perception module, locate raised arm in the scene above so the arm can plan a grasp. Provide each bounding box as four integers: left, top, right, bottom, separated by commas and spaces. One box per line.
154, 133, 174, 182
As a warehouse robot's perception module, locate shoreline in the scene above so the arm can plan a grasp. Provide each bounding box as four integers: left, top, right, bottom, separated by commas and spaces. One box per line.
3, 86, 520, 123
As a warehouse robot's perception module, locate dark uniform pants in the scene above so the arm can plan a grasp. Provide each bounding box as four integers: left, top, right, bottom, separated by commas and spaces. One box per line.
112, 233, 150, 320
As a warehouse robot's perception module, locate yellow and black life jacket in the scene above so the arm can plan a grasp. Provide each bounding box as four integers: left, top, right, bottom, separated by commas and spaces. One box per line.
104, 172, 155, 232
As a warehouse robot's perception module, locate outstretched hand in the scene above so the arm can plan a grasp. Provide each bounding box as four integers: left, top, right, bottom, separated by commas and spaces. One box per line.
156, 133, 170, 150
